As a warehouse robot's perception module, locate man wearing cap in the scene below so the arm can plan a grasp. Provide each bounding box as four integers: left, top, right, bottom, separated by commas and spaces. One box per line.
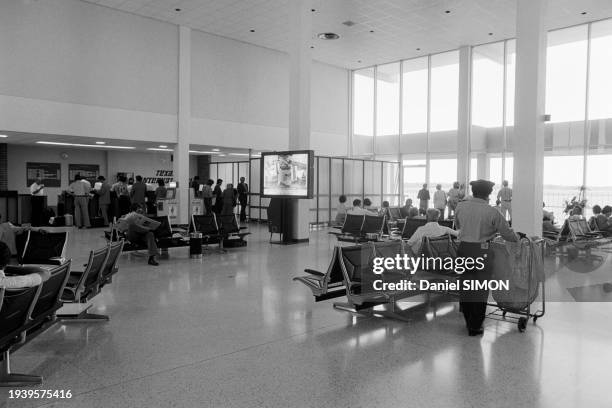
454, 179, 520, 336
497, 180, 512, 221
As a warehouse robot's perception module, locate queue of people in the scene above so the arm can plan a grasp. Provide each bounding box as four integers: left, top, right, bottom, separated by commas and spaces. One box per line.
191, 177, 249, 218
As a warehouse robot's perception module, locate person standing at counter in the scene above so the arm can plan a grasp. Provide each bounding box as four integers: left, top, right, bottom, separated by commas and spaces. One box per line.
213, 179, 223, 214
112, 176, 130, 217
68, 174, 91, 229
29, 177, 46, 227
94, 176, 111, 227
237, 177, 249, 222
130, 175, 147, 213
454, 179, 520, 337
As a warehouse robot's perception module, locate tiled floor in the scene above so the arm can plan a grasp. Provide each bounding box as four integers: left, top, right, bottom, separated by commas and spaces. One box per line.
1, 225, 612, 408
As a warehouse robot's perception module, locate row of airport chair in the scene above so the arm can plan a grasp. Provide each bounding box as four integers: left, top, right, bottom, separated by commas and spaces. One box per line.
330, 214, 455, 243
0, 240, 124, 386
294, 235, 459, 307
15, 230, 69, 266
107, 215, 190, 252
191, 214, 250, 250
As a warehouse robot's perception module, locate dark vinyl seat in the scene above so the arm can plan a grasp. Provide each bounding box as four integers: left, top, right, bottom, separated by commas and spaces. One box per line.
361, 215, 386, 237
0, 285, 43, 386
337, 244, 389, 308
99, 240, 124, 288
59, 248, 110, 321
2, 262, 71, 337
293, 246, 349, 301
21, 230, 67, 265
401, 218, 427, 240
330, 213, 364, 238
217, 214, 250, 244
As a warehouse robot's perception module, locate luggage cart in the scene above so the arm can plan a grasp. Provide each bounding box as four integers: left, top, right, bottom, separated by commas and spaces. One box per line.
486, 238, 546, 332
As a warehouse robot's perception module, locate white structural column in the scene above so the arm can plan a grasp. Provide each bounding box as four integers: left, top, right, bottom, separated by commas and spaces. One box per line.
174, 26, 191, 225
512, 0, 547, 236
457, 45, 471, 186
288, 0, 312, 241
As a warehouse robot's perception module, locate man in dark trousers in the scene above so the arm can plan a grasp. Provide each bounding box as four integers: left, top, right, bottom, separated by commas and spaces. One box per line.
213, 179, 223, 214
237, 177, 249, 222
130, 175, 147, 213
94, 176, 111, 226
417, 184, 430, 214
454, 179, 520, 336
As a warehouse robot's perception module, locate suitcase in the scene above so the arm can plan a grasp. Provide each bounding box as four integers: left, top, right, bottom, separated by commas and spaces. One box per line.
90, 216, 106, 228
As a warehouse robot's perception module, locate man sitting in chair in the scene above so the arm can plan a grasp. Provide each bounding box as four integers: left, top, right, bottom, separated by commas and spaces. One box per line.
117, 204, 160, 266
0, 242, 50, 288
406, 208, 458, 255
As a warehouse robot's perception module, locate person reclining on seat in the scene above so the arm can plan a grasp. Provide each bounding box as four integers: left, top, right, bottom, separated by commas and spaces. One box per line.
568, 206, 584, 221
117, 204, 160, 266
0, 241, 50, 288
406, 208, 458, 255
0, 214, 31, 257
598, 205, 612, 232
542, 202, 559, 233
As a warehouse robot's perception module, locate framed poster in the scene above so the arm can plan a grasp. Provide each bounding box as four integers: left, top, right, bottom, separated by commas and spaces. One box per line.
69, 164, 99, 185
26, 162, 61, 187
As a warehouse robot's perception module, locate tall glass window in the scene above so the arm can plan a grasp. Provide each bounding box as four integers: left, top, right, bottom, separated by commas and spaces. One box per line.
430, 51, 459, 132
429, 158, 457, 192
403, 158, 426, 203
546, 27, 588, 124
471, 43, 504, 128
376, 62, 400, 154
401, 57, 428, 135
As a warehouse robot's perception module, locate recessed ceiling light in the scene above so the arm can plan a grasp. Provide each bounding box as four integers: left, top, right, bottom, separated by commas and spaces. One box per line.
445, 10, 451, 14
369, 30, 374, 33
147, 148, 173, 152
357, 60, 362, 63
311, 8, 316, 12
37, 141, 135, 149
310, 46, 314, 49
317, 32, 340, 40
0, 135, 8, 138
488, 32, 493, 36
95, 141, 105, 145
229, 153, 250, 157
218, 154, 226, 157
189, 150, 221, 154
581, 11, 587, 15
342, 20, 356, 27
250, 29, 255, 33
416, 48, 421, 51
159, 145, 168, 148
175, 8, 181, 12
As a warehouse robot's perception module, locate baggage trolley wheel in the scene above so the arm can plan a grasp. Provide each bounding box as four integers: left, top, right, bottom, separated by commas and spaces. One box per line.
502, 311, 507, 318
533, 316, 538, 324
518, 317, 527, 332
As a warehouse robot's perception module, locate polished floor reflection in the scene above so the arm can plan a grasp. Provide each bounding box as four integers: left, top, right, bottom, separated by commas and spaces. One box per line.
1, 225, 612, 408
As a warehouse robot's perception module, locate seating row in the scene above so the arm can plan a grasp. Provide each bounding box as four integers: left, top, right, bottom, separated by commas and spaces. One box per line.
0, 240, 124, 387
330, 214, 455, 243
107, 214, 250, 252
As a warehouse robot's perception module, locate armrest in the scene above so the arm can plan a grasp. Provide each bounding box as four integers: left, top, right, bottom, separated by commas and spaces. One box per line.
4, 265, 46, 276
303, 268, 325, 277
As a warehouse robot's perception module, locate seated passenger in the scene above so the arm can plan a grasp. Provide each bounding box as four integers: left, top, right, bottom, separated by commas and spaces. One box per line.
600, 205, 612, 231
406, 208, 459, 254
334, 195, 349, 225
400, 198, 413, 218
568, 206, 583, 221
379, 201, 392, 220
406, 207, 420, 219
493, 199, 503, 215
347, 199, 375, 216
117, 204, 160, 266
0, 214, 30, 256
363, 198, 375, 212
0, 241, 50, 288
542, 202, 555, 223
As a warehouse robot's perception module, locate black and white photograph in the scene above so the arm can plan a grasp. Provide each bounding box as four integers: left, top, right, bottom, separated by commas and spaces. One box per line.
1, 1, 612, 407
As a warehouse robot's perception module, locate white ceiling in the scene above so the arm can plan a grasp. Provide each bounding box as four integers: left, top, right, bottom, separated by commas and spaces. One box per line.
81, 0, 612, 69
0, 131, 255, 155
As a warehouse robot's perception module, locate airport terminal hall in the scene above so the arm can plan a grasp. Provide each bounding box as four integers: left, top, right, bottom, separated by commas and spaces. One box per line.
3, 0, 612, 407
